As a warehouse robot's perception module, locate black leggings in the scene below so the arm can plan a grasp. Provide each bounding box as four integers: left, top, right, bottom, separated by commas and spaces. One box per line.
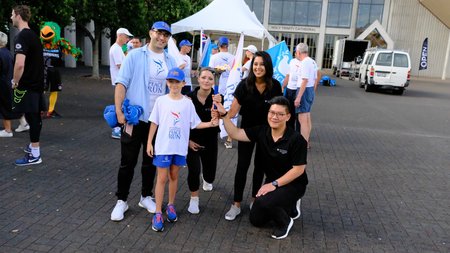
233, 140, 264, 202
25, 112, 42, 143
186, 138, 218, 192
116, 121, 156, 201
249, 182, 306, 228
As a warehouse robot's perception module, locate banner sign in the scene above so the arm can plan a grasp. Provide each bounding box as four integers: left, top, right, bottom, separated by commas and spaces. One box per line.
419, 38, 428, 70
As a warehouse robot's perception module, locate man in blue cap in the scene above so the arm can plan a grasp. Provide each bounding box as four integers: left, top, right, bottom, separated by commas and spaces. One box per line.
209, 36, 234, 95
178, 39, 193, 94
110, 21, 178, 222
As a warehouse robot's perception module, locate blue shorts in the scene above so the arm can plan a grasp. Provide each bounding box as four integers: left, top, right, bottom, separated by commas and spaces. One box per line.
153, 155, 187, 168
295, 87, 315, 113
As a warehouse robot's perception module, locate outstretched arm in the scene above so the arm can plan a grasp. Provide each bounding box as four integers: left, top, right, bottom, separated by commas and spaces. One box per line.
213, 101, 250, 142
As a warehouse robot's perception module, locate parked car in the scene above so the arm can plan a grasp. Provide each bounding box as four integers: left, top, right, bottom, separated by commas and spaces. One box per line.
359, 48, 411, 95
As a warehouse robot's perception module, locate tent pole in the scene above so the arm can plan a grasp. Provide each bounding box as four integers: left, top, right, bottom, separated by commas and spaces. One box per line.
191, 31, 195, 61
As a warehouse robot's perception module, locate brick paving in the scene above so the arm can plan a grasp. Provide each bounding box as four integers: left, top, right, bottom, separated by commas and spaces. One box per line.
1, 67, 449, 252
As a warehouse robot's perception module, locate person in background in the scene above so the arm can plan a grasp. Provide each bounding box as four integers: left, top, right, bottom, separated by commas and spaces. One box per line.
223, 51, 282, 221
186, 67, 222, 214
209, 36, 234, 95
294, 43, 318, 147
129, 36, 142, 50
0, 31, 24, 137
282, 46, 301, 131
211, 44, 218, 55
178, 39, 193, 95
109, 27, 132, 139
10, 5, 45, 166
241, 45, 257, 79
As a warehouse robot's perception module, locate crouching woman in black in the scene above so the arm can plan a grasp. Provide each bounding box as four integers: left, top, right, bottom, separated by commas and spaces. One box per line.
214, 96, 308, 240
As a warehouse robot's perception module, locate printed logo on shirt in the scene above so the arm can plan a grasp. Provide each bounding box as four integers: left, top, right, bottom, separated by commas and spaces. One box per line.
153, 59, 165, 76
276, 148, 288, 155
147, 80, 164, 94
171, 111, 181, 126
169, 127, 181, 140
15, 43, 22, 50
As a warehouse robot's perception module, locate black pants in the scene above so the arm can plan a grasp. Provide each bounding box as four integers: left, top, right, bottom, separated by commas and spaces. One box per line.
116, 121, 156, 201
25, 112, 42, 143
249, 182, 306, 228
233, 140, 264, 202
186, 138, 218, 192
284, 88, 299, 131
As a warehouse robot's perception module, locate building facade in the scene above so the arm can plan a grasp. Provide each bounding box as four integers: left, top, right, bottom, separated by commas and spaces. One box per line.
245, 0, 450, 79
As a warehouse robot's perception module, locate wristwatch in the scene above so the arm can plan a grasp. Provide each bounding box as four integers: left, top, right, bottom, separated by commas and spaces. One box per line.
271, 180, 279, 188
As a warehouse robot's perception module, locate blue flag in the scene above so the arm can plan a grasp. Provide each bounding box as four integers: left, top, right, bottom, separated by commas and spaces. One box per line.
200, 38, 212, 68
266, 41, 292, 84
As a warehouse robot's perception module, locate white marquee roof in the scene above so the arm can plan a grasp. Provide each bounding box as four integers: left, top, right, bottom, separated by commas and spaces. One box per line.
171, 0, 276, 45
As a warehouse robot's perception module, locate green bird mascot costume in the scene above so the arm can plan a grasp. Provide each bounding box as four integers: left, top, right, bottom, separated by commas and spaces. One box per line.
40, 21, 82, 118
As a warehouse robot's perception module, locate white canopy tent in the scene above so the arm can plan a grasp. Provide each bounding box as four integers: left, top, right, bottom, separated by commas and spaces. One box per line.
171, 0, 277, 47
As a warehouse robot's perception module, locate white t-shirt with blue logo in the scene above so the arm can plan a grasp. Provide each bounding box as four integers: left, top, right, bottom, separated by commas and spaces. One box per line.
149, 95, 201, 156
209, 51, 235, 94
180, 54, 192, 86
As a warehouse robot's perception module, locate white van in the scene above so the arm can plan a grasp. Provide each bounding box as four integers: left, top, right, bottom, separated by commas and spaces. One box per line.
359, 48, 411, 95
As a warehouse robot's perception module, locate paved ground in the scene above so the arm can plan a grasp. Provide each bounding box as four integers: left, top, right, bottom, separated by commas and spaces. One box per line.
1, 67, 449, 252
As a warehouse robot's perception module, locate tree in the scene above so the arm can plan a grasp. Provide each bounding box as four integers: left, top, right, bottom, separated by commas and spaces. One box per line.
1, 0, 73, 33
69, 0, 119, 78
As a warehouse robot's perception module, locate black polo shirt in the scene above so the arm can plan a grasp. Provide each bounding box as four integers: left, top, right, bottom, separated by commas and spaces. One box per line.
14, 28, 44, 92
187, 87, 221, 145
233, 78, 282, 128
244, 125, 308, 186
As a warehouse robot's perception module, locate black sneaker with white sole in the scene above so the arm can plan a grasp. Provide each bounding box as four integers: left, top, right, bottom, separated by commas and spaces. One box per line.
271, 218, 294, 240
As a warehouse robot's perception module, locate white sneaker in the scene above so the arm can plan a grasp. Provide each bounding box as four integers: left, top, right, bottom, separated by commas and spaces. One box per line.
202, 180, 213, 191
0, 130, 13, 137
138, 196, 156, 213
292, 199, 302, 220
225, 204, 241, 221
15, 124, 30, 133
111, 200, 128, 221
188, 197, 200, 214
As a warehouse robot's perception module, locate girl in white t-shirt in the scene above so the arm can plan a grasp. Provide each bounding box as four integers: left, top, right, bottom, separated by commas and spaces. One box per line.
147, 67, 219, 232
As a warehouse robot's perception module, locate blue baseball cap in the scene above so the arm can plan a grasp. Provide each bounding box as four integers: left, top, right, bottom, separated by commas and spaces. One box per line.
179, 39, 192, 48
211, 43, 218, 49
166, 68, 185, 82
151, 21, 171, 34
218, 37, 229, 46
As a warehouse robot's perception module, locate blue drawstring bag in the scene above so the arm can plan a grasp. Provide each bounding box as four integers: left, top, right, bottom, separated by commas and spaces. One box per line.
122, 99, 143, 126
103, 99, 143, 128
103, 105, 118, 128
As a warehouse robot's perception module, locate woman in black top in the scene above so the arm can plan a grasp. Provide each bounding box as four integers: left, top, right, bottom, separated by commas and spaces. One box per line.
224, 51, 282, 220
186, 67, 222, 214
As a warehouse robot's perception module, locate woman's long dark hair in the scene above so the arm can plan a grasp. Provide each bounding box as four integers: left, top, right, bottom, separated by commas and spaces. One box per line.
245, 51, 274, 94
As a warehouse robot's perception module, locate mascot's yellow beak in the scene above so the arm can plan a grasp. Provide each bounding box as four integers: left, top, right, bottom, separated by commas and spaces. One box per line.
40, 25, 55, 41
